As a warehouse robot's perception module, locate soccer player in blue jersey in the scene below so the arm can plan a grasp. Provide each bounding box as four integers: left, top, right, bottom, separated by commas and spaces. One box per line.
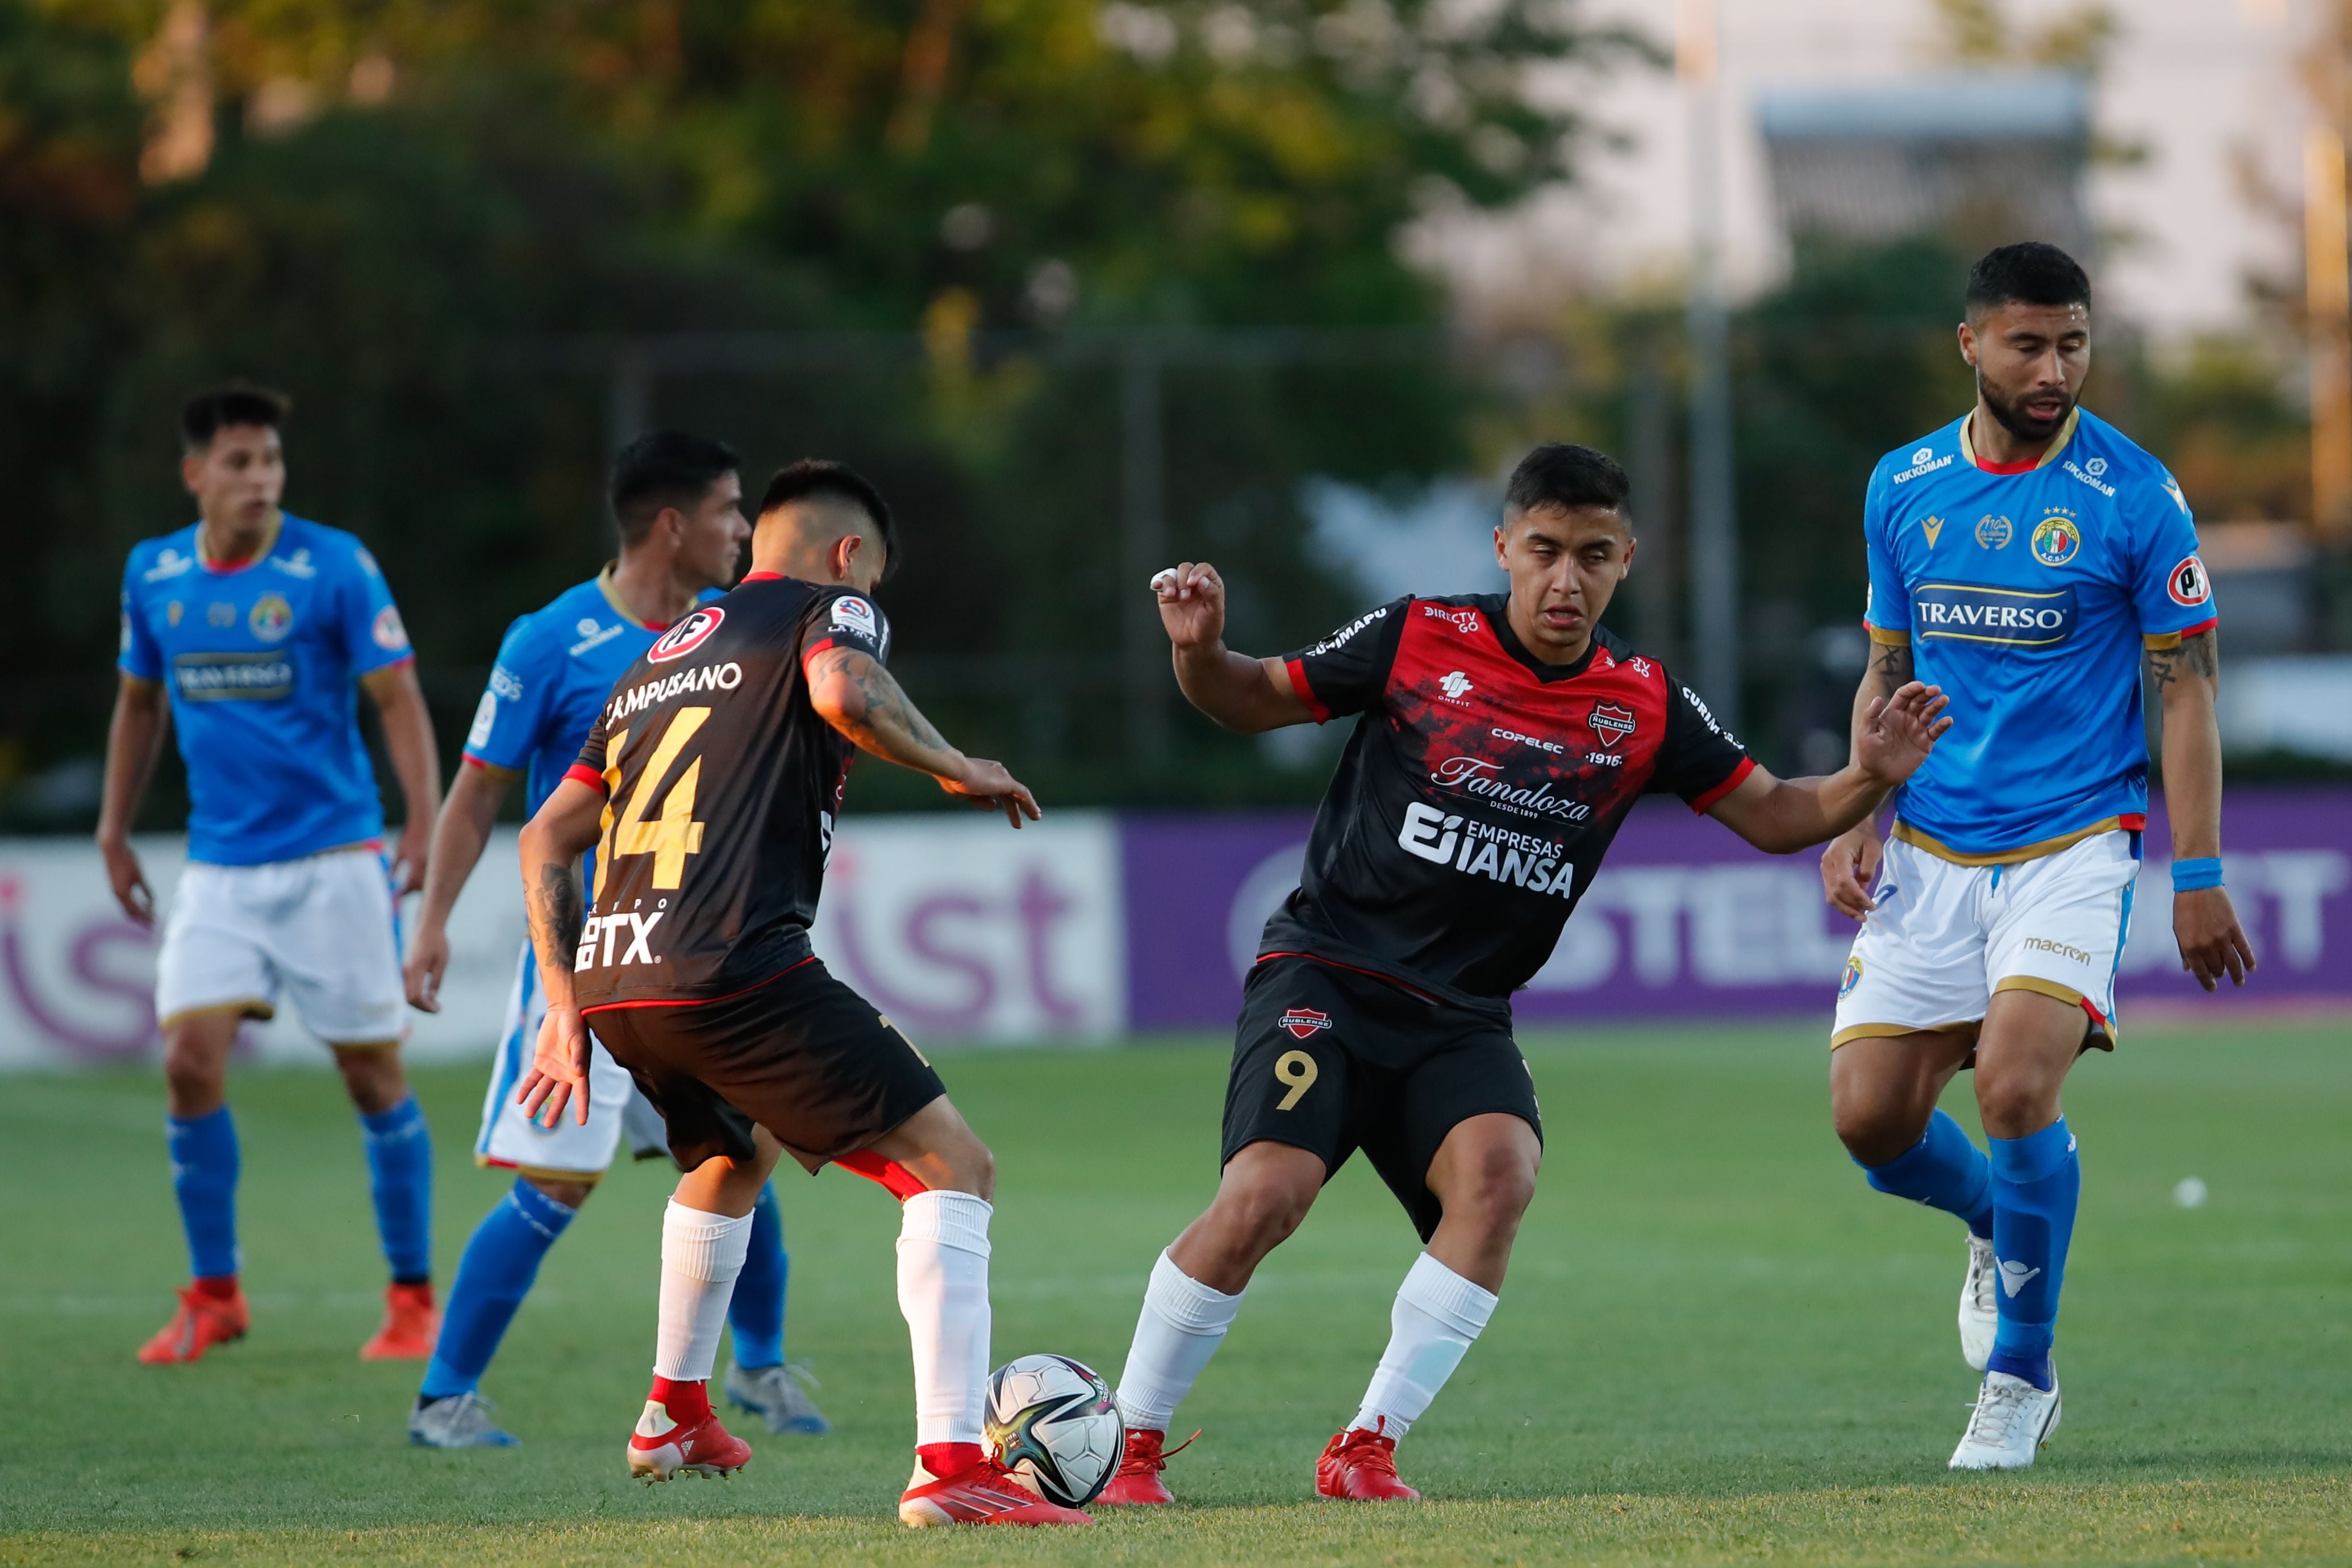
1819, 244, 2257, 1469
401, 431, 824, 1448
101, 383, 444, 1365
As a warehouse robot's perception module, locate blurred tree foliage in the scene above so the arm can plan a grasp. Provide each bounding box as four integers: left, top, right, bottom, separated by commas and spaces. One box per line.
0, 0, 1646, 820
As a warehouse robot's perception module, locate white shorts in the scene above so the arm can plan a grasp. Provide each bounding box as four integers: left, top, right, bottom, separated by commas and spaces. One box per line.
157, 849, 408, 1044
476, 945, 671, 1181
1832, 828, 2140, 1050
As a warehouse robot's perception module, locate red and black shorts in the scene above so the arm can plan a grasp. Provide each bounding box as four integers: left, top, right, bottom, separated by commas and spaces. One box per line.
1221, 954, 1542, 1242
585, 957, 946, 1174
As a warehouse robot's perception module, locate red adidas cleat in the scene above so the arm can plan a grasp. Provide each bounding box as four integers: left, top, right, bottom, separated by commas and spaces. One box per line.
1096, 1427, 1196, 1505
899, 1450, 1093, 1527
628, 1396, 753, 1482
359, 1282, 437, 1361
1316, 1419, 1420, 1500
137, 1281, 248, 1365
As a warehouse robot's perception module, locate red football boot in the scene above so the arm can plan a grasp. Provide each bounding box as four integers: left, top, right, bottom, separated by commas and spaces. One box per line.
628, 1382, 752, 1482
137, 1281, 248, 1365
1316, 1419, 1421, 1500
1095, 1427, 1198, 1505
360, 1282, 437, 1361
898, 1445, 1092, 1527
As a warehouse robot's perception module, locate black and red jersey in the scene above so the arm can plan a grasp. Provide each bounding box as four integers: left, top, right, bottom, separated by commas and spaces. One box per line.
564, 572, 890, 1010
1262, 593, 1753, 1009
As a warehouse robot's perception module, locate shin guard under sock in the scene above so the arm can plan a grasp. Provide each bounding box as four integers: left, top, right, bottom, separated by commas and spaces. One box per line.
1986, 1117, 2079, 1391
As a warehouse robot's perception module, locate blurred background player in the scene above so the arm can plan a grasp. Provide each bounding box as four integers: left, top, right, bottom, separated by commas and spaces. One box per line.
514, 462, 1083, 1526
402, 431, 825, 1448
1100, 444, 1950, 1504
102, 382, 443, 1365
1820, 243, 2258, 1471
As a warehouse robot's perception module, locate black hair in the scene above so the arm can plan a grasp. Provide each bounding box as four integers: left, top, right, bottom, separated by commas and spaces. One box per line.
181, 383, 289, 451
1965, 242, 2091, 319
609, 430, 740, 545
1503, 443, 1632, 523
758, 459, 898, 578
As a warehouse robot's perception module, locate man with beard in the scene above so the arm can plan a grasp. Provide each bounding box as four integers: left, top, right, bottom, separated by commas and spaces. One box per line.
1819, 243, 2255, 1469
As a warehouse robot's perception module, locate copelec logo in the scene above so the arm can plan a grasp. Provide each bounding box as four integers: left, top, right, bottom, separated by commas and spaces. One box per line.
1278, 1008, 1332, 1040
649, 606, 725, 663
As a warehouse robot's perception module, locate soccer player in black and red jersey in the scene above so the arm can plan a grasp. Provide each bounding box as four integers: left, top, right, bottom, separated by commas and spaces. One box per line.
511, 461, 1089, 1528
1098, 444, 1953, 1504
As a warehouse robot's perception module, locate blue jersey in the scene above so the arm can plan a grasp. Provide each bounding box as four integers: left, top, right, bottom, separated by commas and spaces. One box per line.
462, 569, 720, 821
1862, 407, 2216, 860
119, 514, 414, 866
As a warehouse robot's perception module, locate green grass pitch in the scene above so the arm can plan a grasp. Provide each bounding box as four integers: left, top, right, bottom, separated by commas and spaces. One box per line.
3, 1018, 2349, 1565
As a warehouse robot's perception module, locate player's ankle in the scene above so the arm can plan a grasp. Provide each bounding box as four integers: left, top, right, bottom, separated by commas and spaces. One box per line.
192, 1274, 240, 1300
916, 1441, 984, 1479
650, 1375, 712, 1423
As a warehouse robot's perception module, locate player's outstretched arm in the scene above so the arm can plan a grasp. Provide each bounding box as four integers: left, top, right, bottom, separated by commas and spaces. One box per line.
2149, 628, 2255, 990
1711, 681, 1951, 854
1152, 562, 1316, 733
95, 673, 169, 926
1820, 637, 1913, 919
514, 778, 604, 1127
806, 645, 1041, 828
361, 663, 443, 896
402, 760, 517, 1011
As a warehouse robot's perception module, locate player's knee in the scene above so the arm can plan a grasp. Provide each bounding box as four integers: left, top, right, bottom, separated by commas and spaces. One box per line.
1971, 1069, 2058, 1141
1832, 1098, 1925, 1167
161, 1038, 224, 1110
1215, 1173, 1316, 1254
1447, 1150, 1537, 1236
333, 1048, 406, 1115
526, 1175, 593, 1210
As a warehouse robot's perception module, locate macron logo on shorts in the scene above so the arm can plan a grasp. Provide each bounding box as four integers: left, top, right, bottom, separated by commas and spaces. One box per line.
1278, 1008, 1332, 1040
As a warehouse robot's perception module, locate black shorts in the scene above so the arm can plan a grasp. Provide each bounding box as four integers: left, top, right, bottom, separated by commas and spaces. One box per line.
1221, 954, 1542, 1242
585, 957, 946, 1174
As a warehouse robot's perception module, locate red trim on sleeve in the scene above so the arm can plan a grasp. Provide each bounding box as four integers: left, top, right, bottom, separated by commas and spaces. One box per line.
1284, 657, 1331, 723
2170, 616, 2218, 640
1687, 754, 1757, 815
800, 634, 843, 675
365, 653, 416, 674
2119, 812, 2146, 832
562, 762, 608, 794
742, 570, 784, 583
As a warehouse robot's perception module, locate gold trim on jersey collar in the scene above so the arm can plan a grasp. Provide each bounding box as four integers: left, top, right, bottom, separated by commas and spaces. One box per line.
594, 562, 633, 623
196, 511, 283, 570
1957, 406, 2079, 472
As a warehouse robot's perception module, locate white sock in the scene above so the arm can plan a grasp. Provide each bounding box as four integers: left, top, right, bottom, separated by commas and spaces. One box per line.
898, 1188, 994, 1448
1348, 1252, 1497, 1442
652, 1200, 753, 1382
1114, 1249, 1245, 1432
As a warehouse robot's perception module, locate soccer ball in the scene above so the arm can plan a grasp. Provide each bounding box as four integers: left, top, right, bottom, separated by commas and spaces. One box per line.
984, 1353, 1125, 1507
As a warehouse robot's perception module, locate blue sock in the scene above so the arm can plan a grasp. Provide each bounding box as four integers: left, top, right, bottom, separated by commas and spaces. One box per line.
1985, 1117, 2079, 1392
1859, 1109, 1994, 1238
418, 1179, 576, 1400
728, 1184, 788, 1370
360, 1095, 435, 1284
166, 1107, 241, 1279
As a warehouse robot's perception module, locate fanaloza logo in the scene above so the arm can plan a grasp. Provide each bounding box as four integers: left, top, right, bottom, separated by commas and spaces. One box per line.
1437, 670, 1473, 701
1590, 703, 1637, 751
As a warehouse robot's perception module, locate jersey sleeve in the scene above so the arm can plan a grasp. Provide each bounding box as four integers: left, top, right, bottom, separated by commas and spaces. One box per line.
800, 590, 890, 670
2129, 468, 2216, 647
565, 717, 611, 795
1860, 464, 1910, 644
1650, 675, 1755, 814
336, 539, 414, 676
462, 617, 555, 774
118, 558, 162, 682
1281, 598, 1409, 723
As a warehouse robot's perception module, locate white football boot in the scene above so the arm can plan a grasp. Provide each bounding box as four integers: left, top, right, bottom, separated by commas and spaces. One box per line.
1958, 1233, 1997, 1372
1949, 1365, 2061, 1470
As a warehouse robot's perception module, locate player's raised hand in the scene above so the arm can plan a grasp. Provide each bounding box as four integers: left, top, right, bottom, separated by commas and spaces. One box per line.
2174, 886, 2257, 992
939, 756, 1042, 829
518, 1000, 594, 1127
98, 835, 155, 927
1821, 821, 1884, 921
1854, 680, 1951, 786
403, 920, 450, 1012
1153, 562, 1227, 650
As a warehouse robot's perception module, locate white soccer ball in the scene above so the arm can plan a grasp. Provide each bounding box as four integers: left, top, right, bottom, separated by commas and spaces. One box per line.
985, 1353, 1125, 1507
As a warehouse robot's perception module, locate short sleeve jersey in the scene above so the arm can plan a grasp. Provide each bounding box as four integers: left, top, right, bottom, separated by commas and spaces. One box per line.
1266, 593, 1753, 1007
1861, 407, 2215, 859
118, 514, 412, 865
462, 568, 724, 821
564, 573, 890, 1010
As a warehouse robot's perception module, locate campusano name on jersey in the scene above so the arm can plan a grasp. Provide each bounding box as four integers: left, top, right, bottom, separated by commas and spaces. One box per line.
1265, 593, 1752, 1007
563, 573, 891, 1010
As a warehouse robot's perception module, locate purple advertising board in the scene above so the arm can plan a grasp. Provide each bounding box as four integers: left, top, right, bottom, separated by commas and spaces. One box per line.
1121, 789, 2352, 1032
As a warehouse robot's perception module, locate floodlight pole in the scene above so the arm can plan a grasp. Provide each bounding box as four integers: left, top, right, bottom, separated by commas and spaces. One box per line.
1120, 343, 1171, 766
1680, 0, 1742, 731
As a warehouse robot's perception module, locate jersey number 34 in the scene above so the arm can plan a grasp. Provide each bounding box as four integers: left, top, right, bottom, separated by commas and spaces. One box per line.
595, 707, 710, 897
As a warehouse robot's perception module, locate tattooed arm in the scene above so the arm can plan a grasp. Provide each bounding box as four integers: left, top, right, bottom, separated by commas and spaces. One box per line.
2147, 628, 2256, 990
1820, 635, 1916, 919
514, 776, 606, 1126
805, 644, 1041, 828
